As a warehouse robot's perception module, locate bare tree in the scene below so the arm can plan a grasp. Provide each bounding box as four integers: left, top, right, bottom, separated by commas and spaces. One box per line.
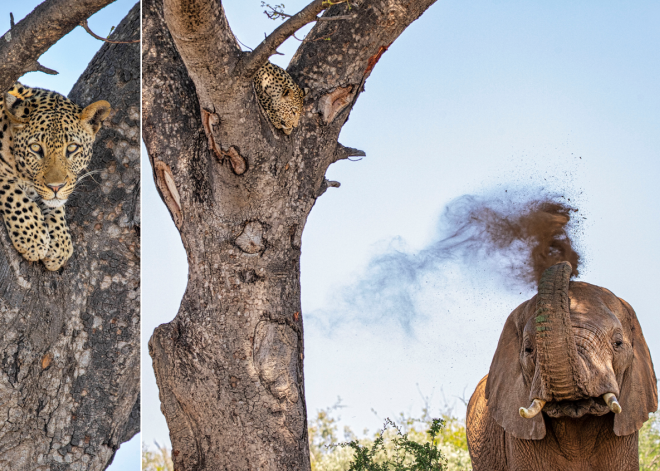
143, 0, 437, 469
0, 3, 139, 470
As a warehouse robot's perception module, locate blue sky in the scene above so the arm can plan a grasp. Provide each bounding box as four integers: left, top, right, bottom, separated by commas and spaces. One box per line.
142, 0, 660, 454
0, 1, 139, 470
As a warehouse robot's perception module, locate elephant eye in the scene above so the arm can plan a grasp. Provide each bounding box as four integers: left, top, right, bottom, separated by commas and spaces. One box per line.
524, 346, 533, 354
613, 340, 623, 348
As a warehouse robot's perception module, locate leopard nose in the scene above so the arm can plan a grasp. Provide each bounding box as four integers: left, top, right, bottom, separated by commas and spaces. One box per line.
47, 182, 65, 193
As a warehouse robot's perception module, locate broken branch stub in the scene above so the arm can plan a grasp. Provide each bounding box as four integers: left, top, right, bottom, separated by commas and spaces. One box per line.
318, 85, 353, 124
316, 177, 341, 197
201, 108, 221, 153
334, 143, 366, 162
154, 159, 183, 228
201, 109, 247, 175
235, 221, 265, 254
224, 146, 247, 175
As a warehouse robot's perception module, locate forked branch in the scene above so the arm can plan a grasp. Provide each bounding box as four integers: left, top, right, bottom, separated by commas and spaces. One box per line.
0, 0, 116, 92
238, 0, 329, 79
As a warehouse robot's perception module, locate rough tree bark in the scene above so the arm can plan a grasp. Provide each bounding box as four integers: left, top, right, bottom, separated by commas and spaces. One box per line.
143, 0, 436, 469
0, 4, 139, 470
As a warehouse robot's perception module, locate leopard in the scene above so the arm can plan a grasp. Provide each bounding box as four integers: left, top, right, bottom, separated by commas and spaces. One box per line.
253, 62, 305, 135
0, 83, 110, 271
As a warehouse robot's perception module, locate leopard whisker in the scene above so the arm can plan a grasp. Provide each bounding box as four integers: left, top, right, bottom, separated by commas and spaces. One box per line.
76, 170, 103, 186
77, 169, 102, 181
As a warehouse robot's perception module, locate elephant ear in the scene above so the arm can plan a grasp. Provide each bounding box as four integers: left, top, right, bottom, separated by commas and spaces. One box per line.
614, 298, 658, 436
485, 300, 546, 440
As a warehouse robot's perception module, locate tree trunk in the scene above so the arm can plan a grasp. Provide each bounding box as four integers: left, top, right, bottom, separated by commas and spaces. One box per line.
0, 4, 140, 470
143, 0, 436, 469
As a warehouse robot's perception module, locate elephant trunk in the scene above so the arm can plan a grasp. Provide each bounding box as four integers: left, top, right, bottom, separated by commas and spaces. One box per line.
534, 262, 586, 401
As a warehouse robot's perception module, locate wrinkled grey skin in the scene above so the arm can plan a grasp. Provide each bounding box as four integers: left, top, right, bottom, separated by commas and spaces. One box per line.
467, 262, 658, 471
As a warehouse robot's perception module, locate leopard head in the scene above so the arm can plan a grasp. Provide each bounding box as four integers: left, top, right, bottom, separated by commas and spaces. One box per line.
254, 62, 305, 135
275, 87, 304, 135
5, 89, 110, 208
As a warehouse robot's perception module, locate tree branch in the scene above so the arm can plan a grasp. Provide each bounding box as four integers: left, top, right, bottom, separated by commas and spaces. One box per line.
262, 3, 354, 21
0, 0, 116, 92
238, 0, 328, 79
289, 0, 437, 143
318, 14, 355, 21
23, 60, 59, 76
143, 0, 210, 215
79, 19, 139, 44
162, 0, 244, 108
335, 143, 366, 162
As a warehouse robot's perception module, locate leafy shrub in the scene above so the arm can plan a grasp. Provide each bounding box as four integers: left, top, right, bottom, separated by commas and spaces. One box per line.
309, 402, 472, 471
142, 442, 174, 471
640, 412, 660, 471
141, 406, 659, 470
331, 417, 447, 470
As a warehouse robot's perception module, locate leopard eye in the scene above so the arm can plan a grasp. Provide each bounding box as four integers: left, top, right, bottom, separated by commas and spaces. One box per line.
29, 143, 42, 154
67, 144, 79, 153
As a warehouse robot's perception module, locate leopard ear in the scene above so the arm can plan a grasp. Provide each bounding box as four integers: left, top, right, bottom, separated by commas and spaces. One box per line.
4, 92, 29, 128
80, 100, 111, 135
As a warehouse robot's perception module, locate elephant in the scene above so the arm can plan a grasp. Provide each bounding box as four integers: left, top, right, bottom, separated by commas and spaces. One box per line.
466, 261, 658, 470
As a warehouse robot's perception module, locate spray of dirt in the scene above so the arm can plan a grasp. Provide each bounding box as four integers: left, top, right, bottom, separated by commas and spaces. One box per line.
441, 196, 580, 287
312, 190, 582, 331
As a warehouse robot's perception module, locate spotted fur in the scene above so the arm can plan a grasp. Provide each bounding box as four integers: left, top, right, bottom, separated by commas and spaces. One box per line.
253, 62, 305, 135
0, 83, 110, 270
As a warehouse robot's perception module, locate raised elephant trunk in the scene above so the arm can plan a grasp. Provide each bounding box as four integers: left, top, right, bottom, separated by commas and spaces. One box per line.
534, 261, 587, 401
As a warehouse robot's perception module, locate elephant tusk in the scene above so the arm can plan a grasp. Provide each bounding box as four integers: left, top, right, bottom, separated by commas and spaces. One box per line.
603, 393, 622, 414
519, 399, 546, 419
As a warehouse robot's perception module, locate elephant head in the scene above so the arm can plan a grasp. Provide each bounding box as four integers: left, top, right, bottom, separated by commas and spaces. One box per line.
485, 261, 657, 440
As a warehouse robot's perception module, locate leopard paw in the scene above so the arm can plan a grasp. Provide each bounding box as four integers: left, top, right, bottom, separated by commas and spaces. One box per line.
6, 220, 50, 261
42, 244, 73, 271
42, 252, 69, 271
42, 216, 73, 271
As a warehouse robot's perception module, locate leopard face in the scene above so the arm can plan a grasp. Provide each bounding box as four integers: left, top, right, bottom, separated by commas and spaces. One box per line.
6, 87, 110, 208
253, 62, 305, 135
0, 84, 110, 270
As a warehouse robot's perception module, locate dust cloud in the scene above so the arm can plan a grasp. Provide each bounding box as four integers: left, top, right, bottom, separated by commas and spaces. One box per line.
319, 191, 582, 331
439, 194, 580, 286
